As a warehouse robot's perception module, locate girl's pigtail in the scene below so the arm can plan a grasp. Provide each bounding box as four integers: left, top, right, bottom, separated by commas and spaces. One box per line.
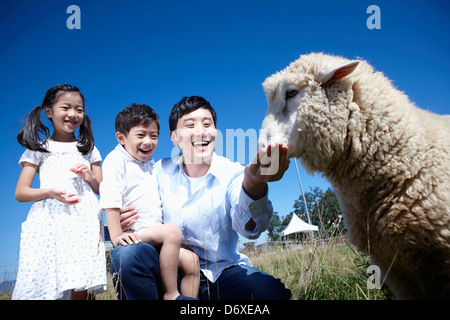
77, 114, 94, 155
17, 105, 50, 153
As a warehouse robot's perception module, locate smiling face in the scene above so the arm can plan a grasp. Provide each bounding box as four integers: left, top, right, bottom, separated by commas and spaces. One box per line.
116, 121, 159, 162
170, 108, 217, 166
44, 91, 84, 141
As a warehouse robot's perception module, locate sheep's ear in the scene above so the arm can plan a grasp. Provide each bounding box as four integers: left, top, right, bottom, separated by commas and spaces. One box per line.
319, 61, 359, 86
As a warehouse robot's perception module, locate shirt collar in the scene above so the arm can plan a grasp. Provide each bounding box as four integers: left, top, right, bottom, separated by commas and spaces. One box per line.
172, 152, 226, 183
115, 143, 155, 167
208, 153, 228, 183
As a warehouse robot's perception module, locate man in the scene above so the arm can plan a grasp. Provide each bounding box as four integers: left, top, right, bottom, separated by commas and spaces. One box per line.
111, 96, 291, 300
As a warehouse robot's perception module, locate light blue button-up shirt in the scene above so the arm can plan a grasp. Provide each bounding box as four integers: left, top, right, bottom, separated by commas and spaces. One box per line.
155, 152, 273, 282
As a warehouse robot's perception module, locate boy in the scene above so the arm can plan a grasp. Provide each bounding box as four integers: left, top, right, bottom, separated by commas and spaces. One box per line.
113, 97, 291, 300
100, 103, 199, 300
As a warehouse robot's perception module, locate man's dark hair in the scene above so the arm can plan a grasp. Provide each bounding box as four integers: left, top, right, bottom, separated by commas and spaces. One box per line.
169, 96, 217, 131
115, 103, 160, 135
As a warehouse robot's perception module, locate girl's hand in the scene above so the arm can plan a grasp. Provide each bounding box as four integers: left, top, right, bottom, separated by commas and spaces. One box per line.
48, 188, 81, 205
112, 232, 141, 247
70, 163, 94, 183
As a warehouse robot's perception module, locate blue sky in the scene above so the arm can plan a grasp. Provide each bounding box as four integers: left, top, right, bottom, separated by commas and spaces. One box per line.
1, 0, 449, 278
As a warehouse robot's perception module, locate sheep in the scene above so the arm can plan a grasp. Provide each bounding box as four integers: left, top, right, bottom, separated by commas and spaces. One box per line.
258, 52, 450, 299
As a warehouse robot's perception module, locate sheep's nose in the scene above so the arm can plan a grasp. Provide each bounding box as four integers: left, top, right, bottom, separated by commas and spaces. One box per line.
258, 140, 266, 150
258, 128, 270, 149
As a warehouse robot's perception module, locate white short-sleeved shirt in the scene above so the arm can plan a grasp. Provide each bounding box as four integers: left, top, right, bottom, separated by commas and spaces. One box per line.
99, 144, 162, 231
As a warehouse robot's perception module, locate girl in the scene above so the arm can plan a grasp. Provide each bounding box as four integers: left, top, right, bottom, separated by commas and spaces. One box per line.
12, 84, 106, 300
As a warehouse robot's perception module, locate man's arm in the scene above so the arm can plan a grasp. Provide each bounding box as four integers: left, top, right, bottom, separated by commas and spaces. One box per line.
243, 143, 290, 199
118, 206, 139, 231
241, 143, 290, 231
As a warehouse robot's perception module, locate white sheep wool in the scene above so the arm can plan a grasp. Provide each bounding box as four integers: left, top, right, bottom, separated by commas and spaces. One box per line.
259, 52, 450, 299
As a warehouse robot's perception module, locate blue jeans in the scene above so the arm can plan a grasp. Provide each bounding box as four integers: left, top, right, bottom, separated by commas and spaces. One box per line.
111, 242, 291, 300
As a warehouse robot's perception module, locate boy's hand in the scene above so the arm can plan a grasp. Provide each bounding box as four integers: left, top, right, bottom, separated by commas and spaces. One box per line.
112, 232, 142, 247
70, 163, 94, 183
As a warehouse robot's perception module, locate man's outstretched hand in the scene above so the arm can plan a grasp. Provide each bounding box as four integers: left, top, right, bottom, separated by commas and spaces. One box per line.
243, 143, 290, 200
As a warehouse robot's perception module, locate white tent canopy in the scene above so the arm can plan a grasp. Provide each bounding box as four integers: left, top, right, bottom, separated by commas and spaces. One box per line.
281, 213, 318, 236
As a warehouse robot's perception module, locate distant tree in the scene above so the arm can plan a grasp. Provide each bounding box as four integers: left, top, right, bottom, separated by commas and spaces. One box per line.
267, 211, 295, 241
293, 187, 345, 238
267, 187, 346, 242
267, 211, 282, 241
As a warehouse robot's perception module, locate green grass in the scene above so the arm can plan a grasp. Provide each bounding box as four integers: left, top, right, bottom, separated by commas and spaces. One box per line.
247, 239, 394, 300
2, 238, 394, 300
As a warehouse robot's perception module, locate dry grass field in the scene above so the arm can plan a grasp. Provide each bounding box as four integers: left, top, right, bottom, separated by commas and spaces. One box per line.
247, 240, 394, 300
2, 238, 394, 300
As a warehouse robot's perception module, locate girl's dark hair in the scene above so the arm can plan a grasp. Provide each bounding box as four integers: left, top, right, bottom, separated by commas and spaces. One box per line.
169, 96, 217, 131
115, 103, 160, 135
17, 84, 94, 155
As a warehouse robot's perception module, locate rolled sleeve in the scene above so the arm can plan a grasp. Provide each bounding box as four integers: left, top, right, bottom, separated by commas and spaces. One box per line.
232, 184, 273, 239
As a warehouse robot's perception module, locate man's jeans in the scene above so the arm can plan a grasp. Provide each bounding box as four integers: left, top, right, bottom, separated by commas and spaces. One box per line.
111, 242, 291, 300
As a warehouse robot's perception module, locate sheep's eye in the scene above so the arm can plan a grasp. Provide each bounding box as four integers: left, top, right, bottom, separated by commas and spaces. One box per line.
286, 89, 299, 99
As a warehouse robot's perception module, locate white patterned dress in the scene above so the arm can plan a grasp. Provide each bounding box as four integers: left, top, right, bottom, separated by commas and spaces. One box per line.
12, 141, 106, 300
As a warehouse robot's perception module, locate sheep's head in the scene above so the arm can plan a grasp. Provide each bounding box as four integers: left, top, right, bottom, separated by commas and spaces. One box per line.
259, 53, 359, 173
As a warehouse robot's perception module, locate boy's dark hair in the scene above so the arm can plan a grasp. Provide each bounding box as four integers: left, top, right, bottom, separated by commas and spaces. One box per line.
169, 96, 217, 131
115, 103, 160, 135
17, 84, 94, 155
